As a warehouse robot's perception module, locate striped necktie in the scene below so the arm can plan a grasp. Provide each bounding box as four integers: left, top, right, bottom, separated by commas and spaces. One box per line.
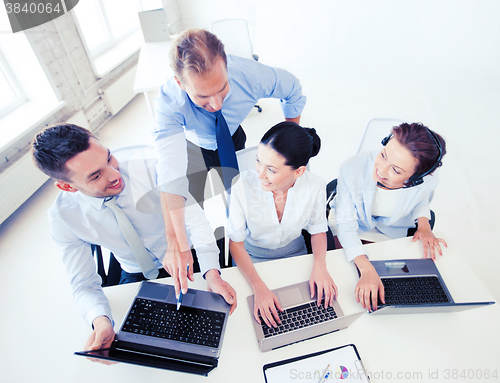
104, 197, 159, 279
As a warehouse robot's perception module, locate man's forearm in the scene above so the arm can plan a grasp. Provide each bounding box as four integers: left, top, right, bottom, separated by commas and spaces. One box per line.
160, 192, 190, 251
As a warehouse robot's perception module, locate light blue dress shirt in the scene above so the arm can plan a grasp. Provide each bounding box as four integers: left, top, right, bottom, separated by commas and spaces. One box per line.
153, 54, 307, 196
334, 150, 438, 262
48, 161, 220, 327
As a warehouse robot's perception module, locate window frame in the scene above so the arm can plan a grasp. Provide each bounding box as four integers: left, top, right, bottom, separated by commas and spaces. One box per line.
72, 0, 143, 77
0, 51, 26, 119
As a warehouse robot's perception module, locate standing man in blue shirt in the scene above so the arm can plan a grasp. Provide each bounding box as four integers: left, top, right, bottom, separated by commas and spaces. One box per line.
32, 123, 237, 353
154, 29, 307, 299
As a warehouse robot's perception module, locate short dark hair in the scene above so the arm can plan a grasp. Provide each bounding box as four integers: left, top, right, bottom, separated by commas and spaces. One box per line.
391, 122, 447, 176
260, 121, 321, 169
169, 28, 227, 81
31, 123, 95, 182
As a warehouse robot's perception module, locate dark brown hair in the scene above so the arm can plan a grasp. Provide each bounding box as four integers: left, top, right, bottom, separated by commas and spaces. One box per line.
31, 123, 95, 182
392, 122, 446, 176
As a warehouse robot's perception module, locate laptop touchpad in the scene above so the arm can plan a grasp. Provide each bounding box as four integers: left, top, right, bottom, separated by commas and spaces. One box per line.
181, 291, 196, 306
278, 288, 304, 307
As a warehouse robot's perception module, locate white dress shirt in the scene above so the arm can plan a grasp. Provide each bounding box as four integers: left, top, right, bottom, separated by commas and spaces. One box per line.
227, 170, 328, 249
48, 159, 220, 327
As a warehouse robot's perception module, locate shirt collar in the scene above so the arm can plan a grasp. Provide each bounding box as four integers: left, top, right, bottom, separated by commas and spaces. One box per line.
75, 174, 130, 211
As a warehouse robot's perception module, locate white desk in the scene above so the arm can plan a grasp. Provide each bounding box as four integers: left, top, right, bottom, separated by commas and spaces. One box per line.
70, 235, 499, 382
133, 41, 174, 123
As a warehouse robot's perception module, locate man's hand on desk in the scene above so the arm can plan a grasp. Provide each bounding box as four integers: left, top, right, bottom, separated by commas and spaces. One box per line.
84, 316, 116, 365
162, 240, 194, 298
354, 255, 385, 311
205, 269, 237, 315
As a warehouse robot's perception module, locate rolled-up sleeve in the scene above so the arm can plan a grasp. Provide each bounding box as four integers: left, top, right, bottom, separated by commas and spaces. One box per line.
305, 179, 328, 235
259, 64, 307, 119
184, 203, 220, 276
153, 88, 190, 198
227, 176, 249, 243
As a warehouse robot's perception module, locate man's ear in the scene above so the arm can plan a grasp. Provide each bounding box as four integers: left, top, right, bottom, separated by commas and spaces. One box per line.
294, 166, 306, 178
55, 180, 78, 193
174, 75, 185, 90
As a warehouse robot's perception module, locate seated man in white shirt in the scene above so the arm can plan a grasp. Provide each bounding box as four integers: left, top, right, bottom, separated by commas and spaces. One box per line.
31, 123, 237, 352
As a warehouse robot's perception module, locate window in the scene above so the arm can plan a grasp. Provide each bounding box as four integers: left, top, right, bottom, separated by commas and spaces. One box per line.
0, 53, 26, 119
72, 0, 144, 76
0, 8, 64, 154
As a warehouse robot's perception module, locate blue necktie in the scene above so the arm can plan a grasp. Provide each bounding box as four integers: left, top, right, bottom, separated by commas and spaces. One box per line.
215, 110, 239, 190
104, 197, 159, 279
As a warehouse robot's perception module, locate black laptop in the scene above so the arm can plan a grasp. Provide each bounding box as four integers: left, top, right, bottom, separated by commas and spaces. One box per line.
75, 281, 231, 376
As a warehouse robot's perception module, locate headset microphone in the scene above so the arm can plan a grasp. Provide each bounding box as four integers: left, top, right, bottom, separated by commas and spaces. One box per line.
380, 128, 443, 189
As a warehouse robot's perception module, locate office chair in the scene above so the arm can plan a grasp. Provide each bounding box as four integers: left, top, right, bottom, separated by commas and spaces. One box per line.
355, 117, 407, 154
91, 244, 122, 287
211, 19, 262, 113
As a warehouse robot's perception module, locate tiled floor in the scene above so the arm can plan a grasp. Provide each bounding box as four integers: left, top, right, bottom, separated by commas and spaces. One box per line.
1, 4, 499, 379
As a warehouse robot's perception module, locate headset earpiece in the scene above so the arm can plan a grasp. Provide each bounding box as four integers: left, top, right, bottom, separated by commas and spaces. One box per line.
403, 128, 443, 188
381, 133, 392, 146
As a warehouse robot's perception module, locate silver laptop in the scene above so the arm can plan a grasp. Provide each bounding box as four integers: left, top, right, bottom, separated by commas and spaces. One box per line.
247, 281, 364, 352
369, 258, 495, 315
75, 281, 231, 376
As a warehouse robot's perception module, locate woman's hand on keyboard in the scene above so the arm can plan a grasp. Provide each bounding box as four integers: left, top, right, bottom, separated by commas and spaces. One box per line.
253, 281, 283, 328
354, 255, 385, 311
310, 260, 338, 308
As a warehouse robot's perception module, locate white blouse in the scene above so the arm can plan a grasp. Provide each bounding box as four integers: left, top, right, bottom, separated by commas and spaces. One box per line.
228, 169, 328, 249
371, 186, 404, 218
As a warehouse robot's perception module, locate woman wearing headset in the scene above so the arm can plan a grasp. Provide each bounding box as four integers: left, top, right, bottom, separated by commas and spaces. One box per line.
228, 121, 338, 328
334, 122, 447, 311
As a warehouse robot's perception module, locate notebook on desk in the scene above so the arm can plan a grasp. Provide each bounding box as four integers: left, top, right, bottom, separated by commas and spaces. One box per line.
248, 281, 364, 352
368, 258, 495, 315
75, 281, 231, 376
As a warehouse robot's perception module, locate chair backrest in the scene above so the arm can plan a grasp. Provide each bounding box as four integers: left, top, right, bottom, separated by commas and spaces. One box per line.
236, 145, 258, 172
356, 118, 407, 154
211, 19, 254, 60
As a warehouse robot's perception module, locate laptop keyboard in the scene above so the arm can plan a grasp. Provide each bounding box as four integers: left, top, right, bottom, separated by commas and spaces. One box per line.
380, 276, 449, 305
260, 300, 337, 338
121, 298, 225, 348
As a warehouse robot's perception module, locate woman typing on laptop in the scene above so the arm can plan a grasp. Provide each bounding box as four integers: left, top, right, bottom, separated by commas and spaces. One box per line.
333, 122, 447, 311
228, 122, 338, 328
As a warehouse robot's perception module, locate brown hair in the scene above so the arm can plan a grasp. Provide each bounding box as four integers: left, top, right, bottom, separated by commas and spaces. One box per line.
169, 29, 227, 82
391, 122, 446, 176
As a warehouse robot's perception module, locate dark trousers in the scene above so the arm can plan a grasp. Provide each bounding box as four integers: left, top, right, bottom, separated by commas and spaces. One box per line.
119, 268, 171, 285
186, 126, 246, 206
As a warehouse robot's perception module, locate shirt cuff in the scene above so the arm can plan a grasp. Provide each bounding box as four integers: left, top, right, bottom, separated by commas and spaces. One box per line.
306, 222, 328, 236
344, 244, 369, 263
411, 207, 431, 222
85, 306, 114, 328
196, 249, 221, 277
